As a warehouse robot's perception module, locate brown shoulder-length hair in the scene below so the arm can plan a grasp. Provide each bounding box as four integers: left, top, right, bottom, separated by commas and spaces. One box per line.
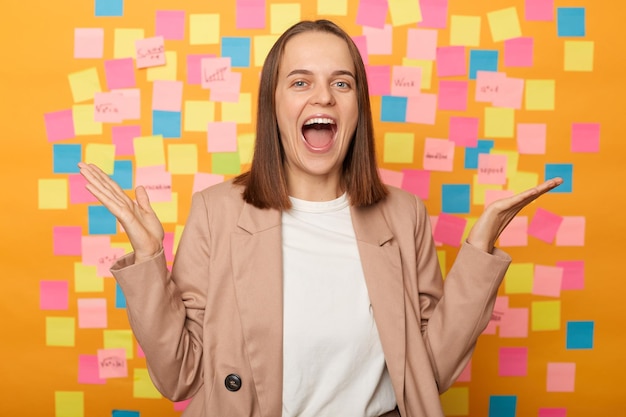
233, 19, 388, 210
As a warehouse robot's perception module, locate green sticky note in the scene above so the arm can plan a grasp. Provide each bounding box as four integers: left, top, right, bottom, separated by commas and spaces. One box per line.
212, 152, 241, 175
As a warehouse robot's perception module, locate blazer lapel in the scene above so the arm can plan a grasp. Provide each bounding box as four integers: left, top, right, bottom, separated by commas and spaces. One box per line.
230, 202, 283, 417
351, 204, 406, 408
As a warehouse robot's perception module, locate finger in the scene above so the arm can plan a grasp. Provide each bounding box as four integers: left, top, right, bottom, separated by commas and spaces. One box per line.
79, 163, 133, 208
135, 186, 157, 215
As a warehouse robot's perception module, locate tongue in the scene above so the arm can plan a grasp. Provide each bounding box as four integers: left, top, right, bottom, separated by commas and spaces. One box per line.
303, 125, 334, 149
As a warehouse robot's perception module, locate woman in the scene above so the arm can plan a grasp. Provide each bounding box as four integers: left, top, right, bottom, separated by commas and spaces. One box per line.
79, 20, 561, 417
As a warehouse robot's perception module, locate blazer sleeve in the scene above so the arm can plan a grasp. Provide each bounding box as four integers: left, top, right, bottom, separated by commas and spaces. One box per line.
412, 195, 511, 393
110, 192, 212, 401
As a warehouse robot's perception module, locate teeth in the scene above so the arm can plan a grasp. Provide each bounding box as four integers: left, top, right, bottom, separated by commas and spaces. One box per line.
304, 117, 335, 126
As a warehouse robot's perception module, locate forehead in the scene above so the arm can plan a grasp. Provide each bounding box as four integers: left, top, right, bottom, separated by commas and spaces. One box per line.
279, 31, 355, 73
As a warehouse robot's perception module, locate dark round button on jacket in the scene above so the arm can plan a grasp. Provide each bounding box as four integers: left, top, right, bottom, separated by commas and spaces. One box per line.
225, 374, 242, 392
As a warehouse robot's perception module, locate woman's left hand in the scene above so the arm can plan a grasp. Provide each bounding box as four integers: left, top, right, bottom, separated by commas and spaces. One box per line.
467, 177, 563, 253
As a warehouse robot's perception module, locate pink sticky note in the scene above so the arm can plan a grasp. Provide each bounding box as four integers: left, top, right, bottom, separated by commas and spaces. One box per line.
187, 54, 216, 85
366, 65, 391, 96
423, 138, 454, 171
210, 71, 242, 103
53, 226, 82, 256
78, 298, 107, 328
401, 169, 431, 200
44, 110, 75, 142
499, 307, 529, 338
40, 280, 69, 310
98, 348, 128, 378
155, 10, 185, 40
547, 362, 576, 392
391, 66, 421, 97
433, 213, 466, 247
152, 80, 183, 111
418, 0, 448, 28
201, 57, 232, 90
517, 123, 546, 155
555, 216, 585, 246
78, 355, 106, 384
236, 0, 266, 29
136, 36, 166, 69
504, 37, 533, 67
69, 174, 98, 204
485, 190, 515, 207
163, 232, 175, 263
456, 360, 472, 382
438, 80, 468, 111
74, 28, 104, 59
192, 173, 225, 194
436, 46, 466, 77
492, 77, 524, 109
81, 235, 112, 265
528, 208, 563, 243
533, 265, 563, 297
379, 169, 403, 188
475, 71, 506, 103
499, 347, 528, 376
526, 0, 554, 21
406, 94, 437, 125
478, 153, 507, 185
136, 342, 146, 358
136, 165, 172, 202
498, 216, 528, 247
356, 0, 388, 29
407, 29, 438, 60
96, 247, 125, 277
352, 36, 369, 65
449, 116, 478, 147
207, 122, 237, 153
112, 89, 141, 120
539, 408, 567, 417
556, 260, 584, 290
571, 123, 600, 153
174, 399, 192, 412
363, 25, 393, 55
94, 92, 125, 123
104, 58, 136, 90
112, 125, 141, 156
484, 295, 508, 334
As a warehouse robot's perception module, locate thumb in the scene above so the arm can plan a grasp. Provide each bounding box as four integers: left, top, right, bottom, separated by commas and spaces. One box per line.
135, 186, 153, 212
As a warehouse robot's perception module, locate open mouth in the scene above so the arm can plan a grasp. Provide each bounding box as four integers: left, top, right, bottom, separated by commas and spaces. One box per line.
301, 117, 337, 153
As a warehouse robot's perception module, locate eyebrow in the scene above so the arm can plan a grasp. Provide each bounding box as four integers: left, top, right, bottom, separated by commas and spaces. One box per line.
286, 69, 356, 79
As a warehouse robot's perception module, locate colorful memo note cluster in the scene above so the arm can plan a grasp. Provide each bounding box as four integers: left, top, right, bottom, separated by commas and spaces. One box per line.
39, 0, 597, 416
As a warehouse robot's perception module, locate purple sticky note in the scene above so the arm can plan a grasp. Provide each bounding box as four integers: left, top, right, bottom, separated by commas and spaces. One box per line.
504, 37, 534, 67
366, 65, 391, 96
556, 260, 584, 290
236, 0, 266, 29
40, 280, 69, 310
356, 0, 389, 29
112, 125, 141, 156
433, 213, 467, 247
533, 265, 563, 297
44, 110, 75, 142
401, 169, 431, 200
528, 207, 563, 243
152, 80, 183, 111
406, 93, 437, 125
436, 46, 466, 77
53, 226, 82, 256
499, 347, 528, 376
547, 362, 576, 392
418, 0, 448, 29
69, 174, 98, 204
438, 80, 468, 111
407, 29, 438, 60
78, 298, 107, 329
449, 116, 478, 147
187, 54, 216, 85
526, 0, 554, 21
74, 28, 104, 59
104, 58, 136, 90
517, 123, 546, 155
155, 10, 185, 40
78, 355, 106, 384
207, 122, 237, 152
499, 307, 529, 338
571, 123, 600, 152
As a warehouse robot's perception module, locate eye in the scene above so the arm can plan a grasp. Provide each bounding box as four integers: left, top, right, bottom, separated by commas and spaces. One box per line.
334, 80, 351, 89
292, 80, 308, 88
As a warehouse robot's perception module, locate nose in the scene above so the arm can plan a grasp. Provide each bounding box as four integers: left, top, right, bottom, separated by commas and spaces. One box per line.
310, 83, 335, 106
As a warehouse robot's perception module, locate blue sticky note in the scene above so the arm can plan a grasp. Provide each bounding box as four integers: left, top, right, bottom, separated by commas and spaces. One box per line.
221, 37, 251, 68
557, 7, 586, 37
112, 411, 139, 417
464, 139, 494, 169
88, 206, 117, 235
442, 184, 471, 214
53, 144, 82, 174
469, 50, 499, 80
111, 160, 133, 190
381, 96, 407, 122
153, 110, 181, 138
545, 163, 573, 193
566, 321, 594, 349
115, 283, 127, 309
95, 0, 123, 17
489, 395, 517, 417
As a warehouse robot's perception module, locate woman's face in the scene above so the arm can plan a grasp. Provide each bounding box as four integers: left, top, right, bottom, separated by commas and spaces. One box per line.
274, 30, 358, 197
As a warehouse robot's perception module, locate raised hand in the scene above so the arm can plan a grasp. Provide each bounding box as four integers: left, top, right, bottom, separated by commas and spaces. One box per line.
467, 177, 564, 253
78, 162, 164, 264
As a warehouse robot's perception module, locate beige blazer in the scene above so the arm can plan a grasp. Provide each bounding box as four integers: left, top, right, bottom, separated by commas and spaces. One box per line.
112, 180, 511, 417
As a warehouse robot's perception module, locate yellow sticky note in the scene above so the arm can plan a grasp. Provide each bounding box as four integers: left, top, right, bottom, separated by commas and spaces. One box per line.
103, 329, 135, 359
152, 192, 178, 223
114, 28, 145, 59
168, 144, 198, 174
85, 144, 115, 175
238, 133, 256, 165
184, 100, 215, 132
317, 0, 348, 15
133, 135, 165, 167
222, 93, 252, 124
440, 387, 469, 416
134, 368, 162, 399
111, 241, 132, 254
389, 0, 422, 27
450, 15, 481, 47
55, 391, 84, 417
472, 174, 502, 205
525, 79, 555, 111
487, 7, 521, 42
74, 263, 104, 292
189, 14, 220, 45
507, 171, 538, 194
73, 104, 103, 136
492, 149, 519, 176
147, 51, 177, 81
564, 41, 594, 72
531, 300, 561, 331
68, 68, 102, 103
254, 35, 280, 67
485, 107, 515, 138
505, 263, 534, 294
46, 317, 75, 347
38, 179, 68, 210
384, 132, 414, 164
270, 4, 301, 34
437, 250, 446, 279
462, 217, 478, 242
402, 58, 433, 90
173, 224, 185, 255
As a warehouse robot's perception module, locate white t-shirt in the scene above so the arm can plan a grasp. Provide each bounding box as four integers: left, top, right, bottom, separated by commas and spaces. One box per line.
281, 193, 396, 417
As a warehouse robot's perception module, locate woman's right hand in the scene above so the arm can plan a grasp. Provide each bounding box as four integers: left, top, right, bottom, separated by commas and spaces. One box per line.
78, 162, 164, 264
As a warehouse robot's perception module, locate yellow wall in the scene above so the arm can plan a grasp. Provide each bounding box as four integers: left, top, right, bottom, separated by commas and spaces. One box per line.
1, 0, 624, 416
